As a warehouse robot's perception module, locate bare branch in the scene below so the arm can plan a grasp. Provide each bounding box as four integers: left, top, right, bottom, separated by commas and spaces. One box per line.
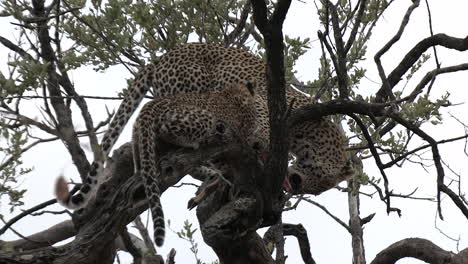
119, 228, 142, 264
390, 113, 468, 220
383, 134, 468, 169
283, 224, 316, 264
34, 0, 90, 178
371, 238, 468, 264
347, 181, 366, 264
350, 114, 400, 215
323, 0, 349, 99
225, 2, 251, 45
377, 33, 468, 102
302, 197, 350, 232
374, 0, 420, 102
0, 110, 57, 135
0, 198, 58, 236
132, 216, 157, 256
408, 63, 468, 100
0, 137, 57, 172
344, 0, 367, 53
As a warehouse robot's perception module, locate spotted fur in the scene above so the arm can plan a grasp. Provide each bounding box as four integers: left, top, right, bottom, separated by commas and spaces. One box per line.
288, 120, 353, 194
132, 82, 257, 246
55, 43, 353, 220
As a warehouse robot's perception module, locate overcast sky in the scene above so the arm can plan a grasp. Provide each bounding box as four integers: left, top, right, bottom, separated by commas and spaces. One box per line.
1, 1, 467, 263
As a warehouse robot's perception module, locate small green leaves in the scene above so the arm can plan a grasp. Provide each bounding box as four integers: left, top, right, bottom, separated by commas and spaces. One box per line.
406, 53, 430, 80
0, 120, 30, 215
400, 93, 449, 126
284, 36, 311, 82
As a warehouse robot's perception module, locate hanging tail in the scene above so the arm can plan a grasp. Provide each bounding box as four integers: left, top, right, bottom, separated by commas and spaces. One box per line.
136, 105, 165, 247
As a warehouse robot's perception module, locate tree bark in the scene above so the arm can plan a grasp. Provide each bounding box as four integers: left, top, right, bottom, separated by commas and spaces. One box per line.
371, 238, 468, 264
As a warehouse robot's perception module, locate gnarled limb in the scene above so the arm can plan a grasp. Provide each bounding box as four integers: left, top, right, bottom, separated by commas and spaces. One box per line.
264, 223, 316, 264
371, 238, 468, 264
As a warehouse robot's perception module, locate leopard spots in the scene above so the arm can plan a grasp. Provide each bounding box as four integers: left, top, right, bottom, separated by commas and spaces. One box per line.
132, 83, 257, 246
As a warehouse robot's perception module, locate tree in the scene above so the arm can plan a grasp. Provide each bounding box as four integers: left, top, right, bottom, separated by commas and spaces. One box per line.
0, 0, 467, 263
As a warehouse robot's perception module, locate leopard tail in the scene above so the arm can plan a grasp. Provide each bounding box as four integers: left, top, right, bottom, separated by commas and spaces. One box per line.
137, 104, 166, 247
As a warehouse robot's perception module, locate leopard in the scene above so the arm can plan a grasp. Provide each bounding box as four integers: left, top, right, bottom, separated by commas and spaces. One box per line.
132, 82, 258, 247
288, 119, 354, 194
55, 42, 354, 238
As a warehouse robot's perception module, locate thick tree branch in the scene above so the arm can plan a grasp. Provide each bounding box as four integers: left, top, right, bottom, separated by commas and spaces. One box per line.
250, 0, 269, 34
193, 144, 278, 264
263, 223, 316, 264
282, 224, 315, 264
119, 228, 142, 264
0, 220, 75, 251
0, 35, 35, 61
33, 0, 90, 178
371, 238, 468, 264
289, 100, 388, 128
348, 181, 366, 264
251, 0, 291, 211
132, 216, 157, 257
115, 231, 163, 264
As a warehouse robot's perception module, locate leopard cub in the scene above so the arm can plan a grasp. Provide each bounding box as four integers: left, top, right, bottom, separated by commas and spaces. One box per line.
132, 82, 258, 247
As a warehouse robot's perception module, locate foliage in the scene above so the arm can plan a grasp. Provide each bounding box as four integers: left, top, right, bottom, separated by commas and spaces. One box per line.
0, 119, 30, 216
174, 219, 219, 264
314, 0, 453, 187
0, 0, 466, 263
62, 0, 251, 71
284, 36, 311, 81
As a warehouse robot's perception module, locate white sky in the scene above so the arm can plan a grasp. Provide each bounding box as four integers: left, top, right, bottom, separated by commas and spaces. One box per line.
0, 1, 467, 263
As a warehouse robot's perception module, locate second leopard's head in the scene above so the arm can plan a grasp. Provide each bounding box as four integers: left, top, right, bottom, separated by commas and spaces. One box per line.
221, 81, 257, 105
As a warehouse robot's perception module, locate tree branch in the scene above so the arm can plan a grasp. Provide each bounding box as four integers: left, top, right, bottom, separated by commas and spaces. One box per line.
0, 198, 58, 236
390, 113, 468, 220
377, 33, 468, 102
250, 0, 292, 214
345, 0, 367, 53
374, 0, 420, 102
371, 238, 467, 264
0, 220, 75, 251
33, 0, 90, 178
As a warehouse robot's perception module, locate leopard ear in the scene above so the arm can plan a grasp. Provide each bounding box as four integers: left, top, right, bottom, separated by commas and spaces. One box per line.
246, 81, 256, 96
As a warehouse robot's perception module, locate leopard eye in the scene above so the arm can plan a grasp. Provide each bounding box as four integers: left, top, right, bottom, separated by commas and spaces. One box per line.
246, 82, 255, 96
